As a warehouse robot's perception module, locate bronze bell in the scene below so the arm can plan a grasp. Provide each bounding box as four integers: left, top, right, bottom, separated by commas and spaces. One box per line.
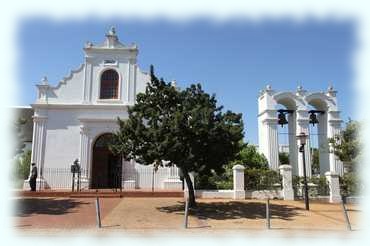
309, 112, 319, 126
278, 111, 288, 127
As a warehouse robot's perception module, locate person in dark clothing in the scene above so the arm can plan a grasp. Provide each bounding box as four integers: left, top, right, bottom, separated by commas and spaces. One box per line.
29, 163, 37, 191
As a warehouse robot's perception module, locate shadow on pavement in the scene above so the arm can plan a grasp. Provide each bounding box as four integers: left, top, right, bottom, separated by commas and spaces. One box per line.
14, 198, 90, 217
157, 201, 301, 221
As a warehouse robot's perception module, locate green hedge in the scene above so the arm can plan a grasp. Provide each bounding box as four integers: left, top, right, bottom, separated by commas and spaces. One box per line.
195, 173, 233, 190
244, 168, 281, 190
292, 175, 329, 196
195, 168, 281, 191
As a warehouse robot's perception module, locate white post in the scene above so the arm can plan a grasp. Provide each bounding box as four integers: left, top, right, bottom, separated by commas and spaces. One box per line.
233, 164, 245, 200
279, 165, 294, 200
325, 171, 341, 203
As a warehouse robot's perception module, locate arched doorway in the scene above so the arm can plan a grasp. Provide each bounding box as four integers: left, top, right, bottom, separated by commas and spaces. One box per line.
91, 133, 122, 189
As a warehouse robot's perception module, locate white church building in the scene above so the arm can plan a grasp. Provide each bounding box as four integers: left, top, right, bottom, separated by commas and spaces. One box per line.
24, 27, 182, 190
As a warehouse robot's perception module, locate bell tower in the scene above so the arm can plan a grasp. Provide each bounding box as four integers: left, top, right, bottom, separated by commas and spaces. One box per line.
258, 85, 343, 177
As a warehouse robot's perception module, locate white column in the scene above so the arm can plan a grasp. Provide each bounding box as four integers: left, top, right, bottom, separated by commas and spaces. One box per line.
24, 115, 48, 190
325, 171, 341, 203
279, 165, 294, 200
233, 164, 245, 200
264, 119, 279, 170
79, 125, 91, 189
288, 113, 298, 175
317, 113, 330, 175
328, 117, 344, 176
296, 111, 312, 178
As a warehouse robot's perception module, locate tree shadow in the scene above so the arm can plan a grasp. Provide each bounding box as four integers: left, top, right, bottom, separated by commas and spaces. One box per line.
14, 198, 90, 217
157, 201, 302, 221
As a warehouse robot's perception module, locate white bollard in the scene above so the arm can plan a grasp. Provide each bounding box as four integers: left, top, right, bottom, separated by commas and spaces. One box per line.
325, 171, 341, 203
233, 164, 245, 200
279, 165, 294, 200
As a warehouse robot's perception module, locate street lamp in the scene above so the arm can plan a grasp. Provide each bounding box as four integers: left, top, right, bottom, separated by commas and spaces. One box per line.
297, 132, 310, 210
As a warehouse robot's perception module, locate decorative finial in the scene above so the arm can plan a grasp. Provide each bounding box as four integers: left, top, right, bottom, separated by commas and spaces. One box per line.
41, 76, 48, 85
108, 26, 116, 36
296, 85, 306, 96
85, 41, 93, 48
327, 84, 337, 97
261, 84, 274, 96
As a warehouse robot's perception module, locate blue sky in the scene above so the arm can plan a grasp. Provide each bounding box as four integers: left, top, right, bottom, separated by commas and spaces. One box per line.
17, 18, 355, 144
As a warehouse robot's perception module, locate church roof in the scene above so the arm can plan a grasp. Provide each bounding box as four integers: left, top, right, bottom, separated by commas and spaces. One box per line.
83, 26, 137, 51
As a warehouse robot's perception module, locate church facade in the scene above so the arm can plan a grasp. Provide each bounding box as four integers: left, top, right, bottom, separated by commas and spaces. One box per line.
24, 28, 182, 190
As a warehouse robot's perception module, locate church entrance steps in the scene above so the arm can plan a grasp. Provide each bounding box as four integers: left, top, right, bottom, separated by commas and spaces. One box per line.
15, 189, 184, 198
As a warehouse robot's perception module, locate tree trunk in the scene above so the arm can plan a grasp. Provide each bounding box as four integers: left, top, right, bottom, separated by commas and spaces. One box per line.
182, 169, 196, 207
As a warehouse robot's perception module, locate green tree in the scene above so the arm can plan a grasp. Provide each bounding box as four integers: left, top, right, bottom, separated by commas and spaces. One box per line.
231, 143, 268, 169
311, 148, 320, 174
110, 66, 244, 207
329, 120, 360, 171
278, 152, 289, 165
14, 117, 27, 156
13, 150, 31, 188
195, 143, 268, 190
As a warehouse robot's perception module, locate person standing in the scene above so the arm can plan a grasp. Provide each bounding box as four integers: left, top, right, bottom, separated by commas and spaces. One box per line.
29, 163, 38, 191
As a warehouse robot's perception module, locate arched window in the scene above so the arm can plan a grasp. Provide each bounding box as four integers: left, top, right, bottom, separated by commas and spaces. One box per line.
100, 69, 119, 99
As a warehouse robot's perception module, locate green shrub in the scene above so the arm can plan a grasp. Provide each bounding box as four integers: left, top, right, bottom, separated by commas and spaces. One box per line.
195, 174, 218, 189
195, 167, 233, 190
244, 168, 281, 190
340, 173, 360, 196
310, 176, 330, 196
292, 175, 329, 197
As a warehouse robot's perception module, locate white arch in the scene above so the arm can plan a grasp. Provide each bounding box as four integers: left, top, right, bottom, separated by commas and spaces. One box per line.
305, 92, 337, 111
273, 91, 306, 110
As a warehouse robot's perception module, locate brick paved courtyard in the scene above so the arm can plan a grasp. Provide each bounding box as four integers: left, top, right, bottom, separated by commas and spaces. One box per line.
12, 197, 360, 233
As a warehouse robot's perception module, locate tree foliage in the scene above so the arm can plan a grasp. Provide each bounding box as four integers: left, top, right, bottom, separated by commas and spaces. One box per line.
278, 152, 289, 165
311, 148, 320, 175
14, 117, 27, 156
329, 120, 360, 165
110, 66, 244, 206
195, 143, 269, 190
12, 150, 31, 188
230, 143, 268, 169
